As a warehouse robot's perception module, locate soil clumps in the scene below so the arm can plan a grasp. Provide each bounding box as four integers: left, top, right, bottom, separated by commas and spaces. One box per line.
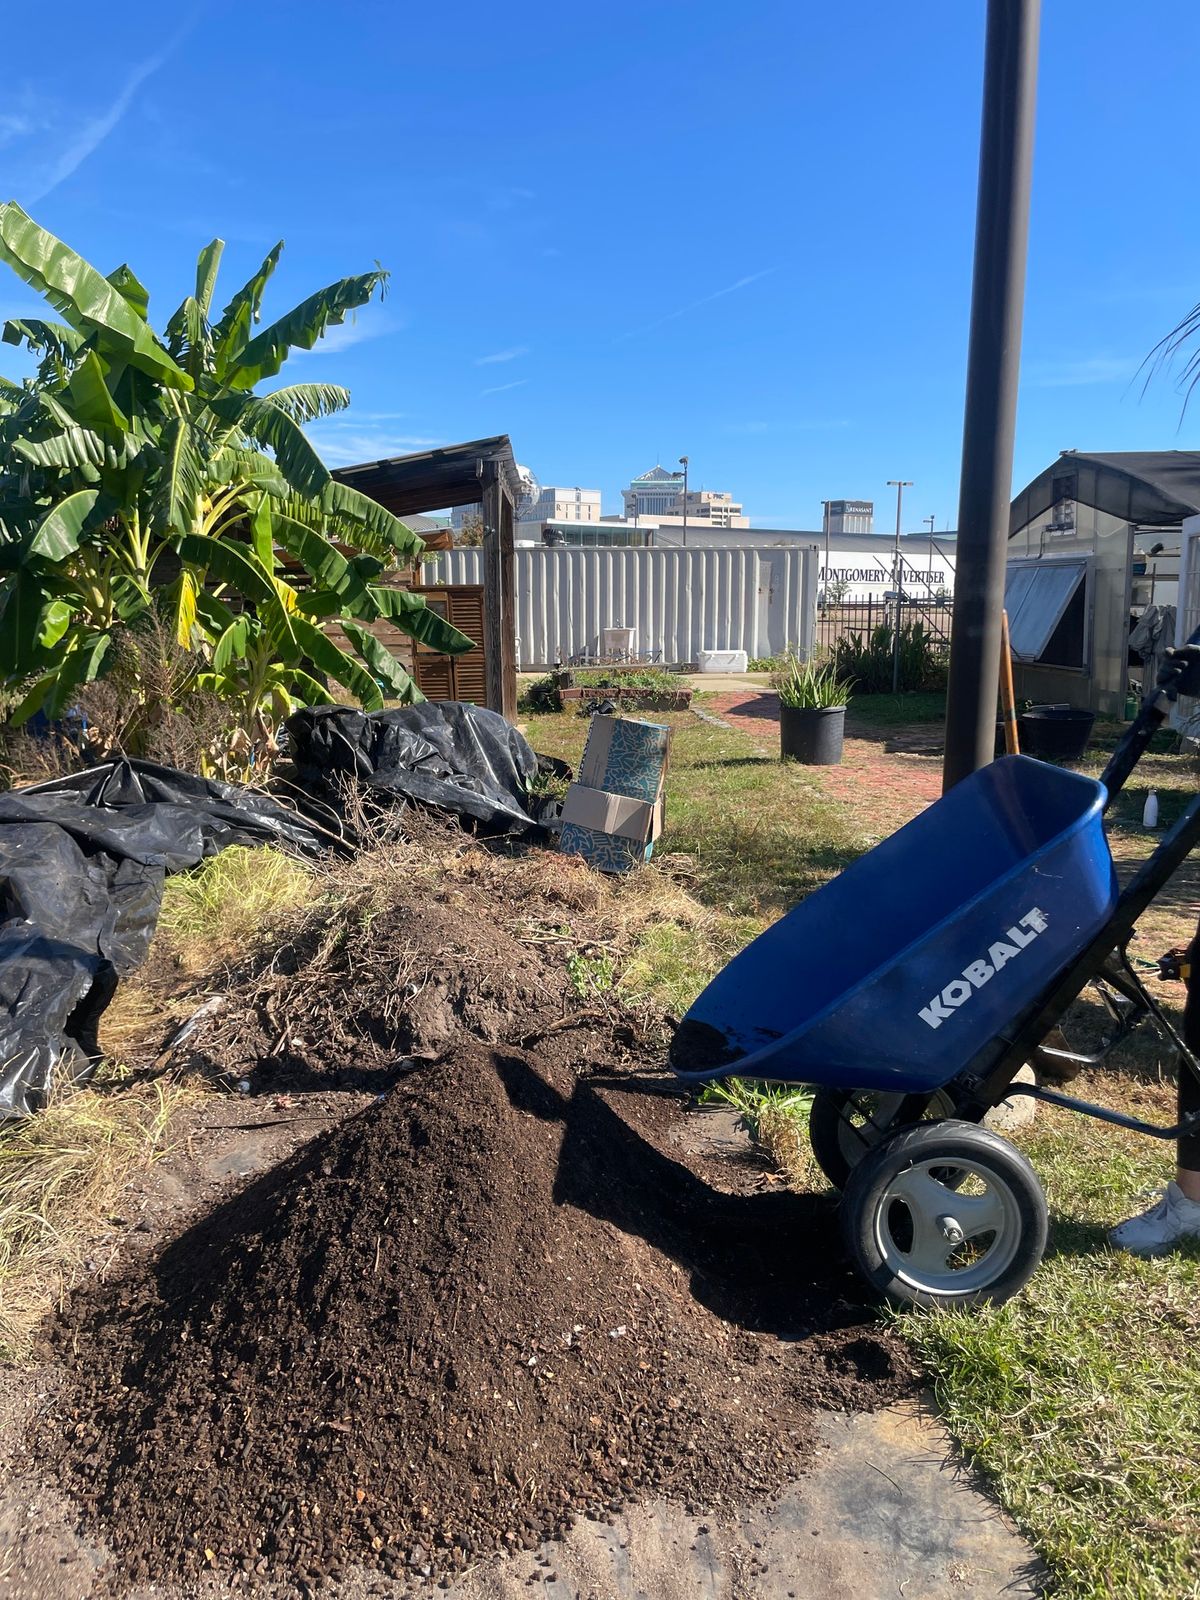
44, 1038, 914, 1588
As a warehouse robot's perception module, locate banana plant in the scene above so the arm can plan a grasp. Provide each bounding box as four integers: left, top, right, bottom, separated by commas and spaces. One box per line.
0, 203, 474, 776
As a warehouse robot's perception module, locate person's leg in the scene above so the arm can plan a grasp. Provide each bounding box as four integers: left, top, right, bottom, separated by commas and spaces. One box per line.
1110, 945, 1200, 1253
1177, 1064, 1200, 1201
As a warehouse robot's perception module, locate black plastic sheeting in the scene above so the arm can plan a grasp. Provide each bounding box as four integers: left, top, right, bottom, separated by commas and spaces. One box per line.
0, 760, 326, 1120
285, 702, 553, 834
1, 704, 562, 1119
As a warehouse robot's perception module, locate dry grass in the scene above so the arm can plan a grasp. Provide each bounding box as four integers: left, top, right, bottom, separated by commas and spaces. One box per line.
0, 1072, 196, 1360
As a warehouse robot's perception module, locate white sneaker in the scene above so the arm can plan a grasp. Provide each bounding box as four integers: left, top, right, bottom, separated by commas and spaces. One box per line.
1109, 1182, 1200, 1257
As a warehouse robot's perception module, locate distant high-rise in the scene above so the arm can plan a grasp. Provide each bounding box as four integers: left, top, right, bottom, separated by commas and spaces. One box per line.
622, 464, 687, 520
527, 485, 602, 524
822, 499, 874, 535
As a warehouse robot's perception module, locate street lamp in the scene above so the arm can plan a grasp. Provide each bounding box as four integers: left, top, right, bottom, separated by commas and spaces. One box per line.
886, 479, 913, 692
678, 455, 689, 547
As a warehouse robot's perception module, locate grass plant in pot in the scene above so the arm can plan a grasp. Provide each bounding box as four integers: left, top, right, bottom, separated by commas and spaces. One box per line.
773, 656, 850, 765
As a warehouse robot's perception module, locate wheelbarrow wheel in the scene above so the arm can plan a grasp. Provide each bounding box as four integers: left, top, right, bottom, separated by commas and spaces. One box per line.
809, 1086, 957, 1191
841, 1121, 1048, 1310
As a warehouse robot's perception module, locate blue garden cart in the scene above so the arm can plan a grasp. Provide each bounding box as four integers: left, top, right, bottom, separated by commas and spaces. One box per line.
671, 634, 1200, 1308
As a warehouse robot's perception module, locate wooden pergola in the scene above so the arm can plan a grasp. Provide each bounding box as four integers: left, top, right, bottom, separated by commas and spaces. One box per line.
334, 436, 519, 720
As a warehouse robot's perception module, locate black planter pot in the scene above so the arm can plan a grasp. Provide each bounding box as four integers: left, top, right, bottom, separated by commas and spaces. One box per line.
779, 704, 845, 765
1018, 705, 1096, 763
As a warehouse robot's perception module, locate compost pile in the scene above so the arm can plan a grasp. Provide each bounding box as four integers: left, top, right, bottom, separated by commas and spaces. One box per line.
41, 836, 916, 1588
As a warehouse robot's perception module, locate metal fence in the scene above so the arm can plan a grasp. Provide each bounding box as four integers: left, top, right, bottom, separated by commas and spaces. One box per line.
815, 597, 954, 656
422, 545, 817, 669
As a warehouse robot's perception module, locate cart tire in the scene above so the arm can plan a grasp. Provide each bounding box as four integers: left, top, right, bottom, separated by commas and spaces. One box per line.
841, 1121, 1047, 1310
809, 1086, 957, 1191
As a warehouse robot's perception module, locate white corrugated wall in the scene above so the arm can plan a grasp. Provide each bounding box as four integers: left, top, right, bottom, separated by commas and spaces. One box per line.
421, 546, 816, 668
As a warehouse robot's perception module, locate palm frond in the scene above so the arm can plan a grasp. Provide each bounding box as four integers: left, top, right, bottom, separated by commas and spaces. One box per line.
1142, 301, 1200, 413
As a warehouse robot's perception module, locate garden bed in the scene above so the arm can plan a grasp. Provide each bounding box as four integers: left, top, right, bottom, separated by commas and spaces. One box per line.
559, 684, 693, 711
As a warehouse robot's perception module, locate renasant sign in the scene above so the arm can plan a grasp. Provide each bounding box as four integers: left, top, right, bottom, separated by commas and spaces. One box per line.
918, 908, 1049, 1029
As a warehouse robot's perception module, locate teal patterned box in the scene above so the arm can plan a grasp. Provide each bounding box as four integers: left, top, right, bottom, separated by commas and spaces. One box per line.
559, 716, 670, 874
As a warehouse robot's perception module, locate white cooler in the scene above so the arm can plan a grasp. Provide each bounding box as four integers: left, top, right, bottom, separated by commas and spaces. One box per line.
696, 649, 749, 673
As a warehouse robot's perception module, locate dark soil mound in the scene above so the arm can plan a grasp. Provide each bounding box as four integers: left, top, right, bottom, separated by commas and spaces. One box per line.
46, 1042, 914, 1589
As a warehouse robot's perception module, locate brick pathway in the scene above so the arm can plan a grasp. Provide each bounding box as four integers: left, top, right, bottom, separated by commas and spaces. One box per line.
704, 690, 943, 841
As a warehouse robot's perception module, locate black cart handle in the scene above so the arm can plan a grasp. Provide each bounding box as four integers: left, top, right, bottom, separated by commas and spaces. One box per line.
1099, 622, 1200, 806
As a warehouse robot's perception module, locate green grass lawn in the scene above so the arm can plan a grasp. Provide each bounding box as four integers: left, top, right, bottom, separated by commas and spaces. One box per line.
526, 703, 1200, 1598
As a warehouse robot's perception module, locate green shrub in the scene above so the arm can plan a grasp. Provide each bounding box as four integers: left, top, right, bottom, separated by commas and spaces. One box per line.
573, 668, 680, 692
830, 622, 948, 694
771, 655, 850, 709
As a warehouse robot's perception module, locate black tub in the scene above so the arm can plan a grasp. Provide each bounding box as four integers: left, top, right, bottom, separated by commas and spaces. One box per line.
1018, 705, 1096, 762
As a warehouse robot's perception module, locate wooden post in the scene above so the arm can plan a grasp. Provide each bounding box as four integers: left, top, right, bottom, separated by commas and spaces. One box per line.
480, 462, 517, 720
999, 608, 1020, 754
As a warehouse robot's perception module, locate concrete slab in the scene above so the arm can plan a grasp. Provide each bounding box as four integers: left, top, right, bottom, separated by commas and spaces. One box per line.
446, 1399, 1043, 1600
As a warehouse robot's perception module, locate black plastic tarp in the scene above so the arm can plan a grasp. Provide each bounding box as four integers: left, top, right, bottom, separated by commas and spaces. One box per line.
285, 702, 545, 834
0, 704, 565, 1119
0, 760, 325, 1120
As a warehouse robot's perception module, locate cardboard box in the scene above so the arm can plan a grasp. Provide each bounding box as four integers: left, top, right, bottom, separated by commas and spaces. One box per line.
558, 716, 670, 874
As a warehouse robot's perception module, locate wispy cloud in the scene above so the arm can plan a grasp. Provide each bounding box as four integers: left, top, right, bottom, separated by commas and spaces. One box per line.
480, 378, 530, 397
0, 113, 37, 149
304, 420, 446, 468
618, 269, 774, 341
296, 313, 405, 357
26, 21, 195, 203
1024, 355, 1136, 389
474, 345, 529, 367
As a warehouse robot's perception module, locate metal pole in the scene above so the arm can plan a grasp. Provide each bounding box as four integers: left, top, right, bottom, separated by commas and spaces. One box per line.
942, 0, 1041, 791
887, 479, 912, 692
679, 455, 689, 547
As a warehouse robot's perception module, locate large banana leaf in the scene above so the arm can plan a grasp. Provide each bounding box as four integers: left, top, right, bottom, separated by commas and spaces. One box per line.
164, 295, 211, 382
194, 239, 224, 316
175, 532, 297, 650
0, 570, 57, 674
340, 619, 422, 701
28, 488, 100, 561
288, 613, 384, 710
66, 350, 130, 432
367, 583, 476, 653
2, 317, 86, 362
12, 426, 109, 474
223, 271, 388, 391
209, 444, 289, 498
150, 416, 207, 537
0, 205, 191, 390
273, 513, 374, 610
258, 382, 350, 422
210, 394, 330, 497
211, 241, 283, 372
42, 630, 111, 719
270, 664, 336, 706
106, 263, 151, 320
281, 480, 423, 561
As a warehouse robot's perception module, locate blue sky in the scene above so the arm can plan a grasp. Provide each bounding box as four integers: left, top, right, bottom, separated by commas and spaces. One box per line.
2, 0, 1198, 531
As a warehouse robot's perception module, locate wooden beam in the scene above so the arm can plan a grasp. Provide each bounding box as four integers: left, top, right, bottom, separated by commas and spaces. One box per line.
480, 463, 506, 717
498, 482, 517, 720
